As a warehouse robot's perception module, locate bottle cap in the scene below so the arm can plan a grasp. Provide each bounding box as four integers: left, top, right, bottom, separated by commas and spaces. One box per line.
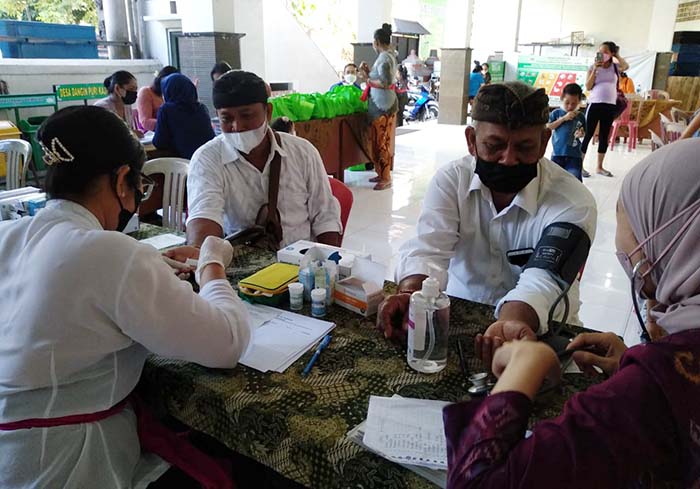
421, 277, 440, 298
288, 282, 304, 293
311, 288, 326, 300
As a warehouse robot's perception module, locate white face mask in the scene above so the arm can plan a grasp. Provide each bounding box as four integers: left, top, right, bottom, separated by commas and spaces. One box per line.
223, 120, 268, 154
344, 73, 357, 85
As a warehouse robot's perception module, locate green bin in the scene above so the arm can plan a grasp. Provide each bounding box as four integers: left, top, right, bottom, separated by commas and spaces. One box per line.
19, 116, 49, 171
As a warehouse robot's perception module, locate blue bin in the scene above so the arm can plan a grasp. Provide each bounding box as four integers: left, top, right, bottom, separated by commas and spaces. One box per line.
0, 20, 98, 59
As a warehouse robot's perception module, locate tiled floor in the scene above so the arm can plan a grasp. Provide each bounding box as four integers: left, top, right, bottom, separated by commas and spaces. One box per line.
341, 122, 650, 347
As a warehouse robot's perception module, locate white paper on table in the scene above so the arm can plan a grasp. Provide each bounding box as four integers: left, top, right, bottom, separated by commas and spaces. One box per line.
363, 396, 450, 470
140, 233, 186, 250
240, 310, 335, 373
244, 302, 283, 329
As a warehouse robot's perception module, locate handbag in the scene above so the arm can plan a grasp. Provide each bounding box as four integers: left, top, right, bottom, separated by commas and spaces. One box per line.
612, 63, 628, 118
224, 131, 284, 252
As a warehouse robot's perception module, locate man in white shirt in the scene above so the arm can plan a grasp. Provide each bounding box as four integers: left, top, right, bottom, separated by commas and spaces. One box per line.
184, 70, 342, 249
378, 81, 597, 368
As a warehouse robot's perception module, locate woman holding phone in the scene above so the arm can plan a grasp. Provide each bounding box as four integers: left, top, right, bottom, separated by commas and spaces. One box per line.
580, 41, 629, 178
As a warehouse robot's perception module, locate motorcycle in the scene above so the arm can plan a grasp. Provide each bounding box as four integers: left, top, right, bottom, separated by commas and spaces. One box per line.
403, 84, 439, 123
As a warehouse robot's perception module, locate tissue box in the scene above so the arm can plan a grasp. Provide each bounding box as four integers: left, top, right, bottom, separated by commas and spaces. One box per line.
277, 240, 371, 266
332, 256, 386, 317
334, 277, 384, 317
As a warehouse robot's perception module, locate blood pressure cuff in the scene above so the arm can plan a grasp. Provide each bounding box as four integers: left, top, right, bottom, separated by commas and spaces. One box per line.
523, 222, 591, 285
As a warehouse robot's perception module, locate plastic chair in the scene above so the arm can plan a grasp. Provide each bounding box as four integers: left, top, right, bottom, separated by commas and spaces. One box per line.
649, 130, 665, 151
143, 158, 189, 232
663, 122, 686, 143
0, 139, 32, 190
609, 102, 639, 151
328, 177, 353, 245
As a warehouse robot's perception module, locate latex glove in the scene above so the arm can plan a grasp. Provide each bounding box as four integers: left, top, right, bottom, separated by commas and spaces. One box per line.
567, 332, 627, 377
195, 236, 233, 285
475, 320, 537, 373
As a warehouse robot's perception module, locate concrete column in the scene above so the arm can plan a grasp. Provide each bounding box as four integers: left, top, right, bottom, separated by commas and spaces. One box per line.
356, 0, 392, 43
648, 0, 680, 52
103, 0, 131, 59
438, 0, 475, 126
176, 0, 242, 114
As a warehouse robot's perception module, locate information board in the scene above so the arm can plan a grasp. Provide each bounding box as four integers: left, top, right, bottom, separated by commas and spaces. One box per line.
517, 55, 591, 103
0, 93, 57, 109
54, 83, 108, 102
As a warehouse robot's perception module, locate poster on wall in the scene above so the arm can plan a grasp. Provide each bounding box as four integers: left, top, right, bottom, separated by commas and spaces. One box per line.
489, 62, 506, 82
516, 55, 592, 105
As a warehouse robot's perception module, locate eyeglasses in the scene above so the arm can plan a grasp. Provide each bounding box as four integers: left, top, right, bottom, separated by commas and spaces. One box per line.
139, 172, 156, 201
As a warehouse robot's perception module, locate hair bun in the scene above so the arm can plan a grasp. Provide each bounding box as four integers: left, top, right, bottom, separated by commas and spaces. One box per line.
103, 76, 111, 89
382, 23, 392, 34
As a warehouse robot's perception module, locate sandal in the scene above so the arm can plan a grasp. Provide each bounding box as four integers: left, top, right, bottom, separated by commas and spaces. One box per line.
369, 176, 382, 183
373, 181, 392, 191
582, 169, 591, 178
596, 169, 613, 177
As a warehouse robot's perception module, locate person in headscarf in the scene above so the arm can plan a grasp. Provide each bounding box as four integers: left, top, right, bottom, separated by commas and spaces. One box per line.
442, 138, 700, 488
153, 73, 215, 159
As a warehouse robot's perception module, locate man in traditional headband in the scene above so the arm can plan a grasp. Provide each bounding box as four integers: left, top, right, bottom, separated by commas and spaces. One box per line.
378, 81, 598, 368
183, 70, 342, 250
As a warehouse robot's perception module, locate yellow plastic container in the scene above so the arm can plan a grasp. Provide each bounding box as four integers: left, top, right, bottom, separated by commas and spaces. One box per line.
0, 121, 22, 178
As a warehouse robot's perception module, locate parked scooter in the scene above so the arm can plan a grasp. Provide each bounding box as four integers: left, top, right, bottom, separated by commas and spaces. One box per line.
403, 84, 439, 123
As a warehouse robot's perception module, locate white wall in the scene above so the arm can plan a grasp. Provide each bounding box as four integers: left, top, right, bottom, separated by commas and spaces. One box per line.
515, 0, 655, 57
0, 58, 162, 119
142, 0, 180, 65
648, 0, 679, 51
261, 0, 338, 93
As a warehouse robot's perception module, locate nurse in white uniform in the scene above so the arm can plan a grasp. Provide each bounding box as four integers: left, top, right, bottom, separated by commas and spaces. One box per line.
0, 106, 251, 488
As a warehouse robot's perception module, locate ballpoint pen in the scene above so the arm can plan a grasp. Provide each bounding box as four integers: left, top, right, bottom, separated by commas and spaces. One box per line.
302, 334, 332, 377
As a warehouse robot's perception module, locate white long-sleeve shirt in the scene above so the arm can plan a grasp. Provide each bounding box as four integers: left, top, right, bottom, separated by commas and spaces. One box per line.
186, 129, 343, 247
0, 199, 251, 489
396, 156, 597, 333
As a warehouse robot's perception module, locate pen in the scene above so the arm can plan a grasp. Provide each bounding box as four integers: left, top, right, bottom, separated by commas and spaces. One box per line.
302, 334, 332, 377
457, 339, 469, 378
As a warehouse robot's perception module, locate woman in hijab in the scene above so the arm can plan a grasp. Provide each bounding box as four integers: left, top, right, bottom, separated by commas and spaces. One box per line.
443, 139, 700, 488
153, 73, 215, 159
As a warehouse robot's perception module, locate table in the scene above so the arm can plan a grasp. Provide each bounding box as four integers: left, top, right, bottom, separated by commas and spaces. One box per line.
134, 225, 594, 488
595, 99, 682, 142
294, 113, 396, 182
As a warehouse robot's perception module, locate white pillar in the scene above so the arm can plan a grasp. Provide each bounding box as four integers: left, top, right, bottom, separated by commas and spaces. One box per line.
103, 0, 131, 59
648, 0, 680, 52
443, 0, 474, 48
179, 0, 235, 33
235, 0, 266, 77
356, 0, 392, 43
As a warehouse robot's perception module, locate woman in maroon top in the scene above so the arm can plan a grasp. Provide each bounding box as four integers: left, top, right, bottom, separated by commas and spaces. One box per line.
444, 139, 700, 489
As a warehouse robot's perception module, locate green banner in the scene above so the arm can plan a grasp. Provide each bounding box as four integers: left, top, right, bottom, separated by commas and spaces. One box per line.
0, 93, 57, 109
489, 61, 506, 82
516, 55, 590, 99
54, 83, 107, 101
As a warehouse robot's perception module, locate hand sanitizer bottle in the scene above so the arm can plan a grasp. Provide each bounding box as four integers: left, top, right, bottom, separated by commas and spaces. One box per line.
407, 275, 450, 373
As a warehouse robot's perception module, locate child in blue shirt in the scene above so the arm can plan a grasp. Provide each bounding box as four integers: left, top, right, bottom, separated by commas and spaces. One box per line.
547, 83, 586, 181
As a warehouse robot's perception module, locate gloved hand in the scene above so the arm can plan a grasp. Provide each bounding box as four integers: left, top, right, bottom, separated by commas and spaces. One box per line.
195, 236, 234, 285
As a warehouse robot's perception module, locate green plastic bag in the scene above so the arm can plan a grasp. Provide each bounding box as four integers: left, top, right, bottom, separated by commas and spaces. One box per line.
270, 85, 367, 122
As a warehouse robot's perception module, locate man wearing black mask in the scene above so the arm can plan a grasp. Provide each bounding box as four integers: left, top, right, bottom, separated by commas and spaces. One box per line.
378, 81, 597, 369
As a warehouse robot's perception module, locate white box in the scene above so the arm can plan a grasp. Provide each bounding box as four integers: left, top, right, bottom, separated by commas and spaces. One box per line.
277, 240, 371, 266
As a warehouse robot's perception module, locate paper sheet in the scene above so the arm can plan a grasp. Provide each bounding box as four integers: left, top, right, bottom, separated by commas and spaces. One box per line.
140, 233, 186, 250
239, 308, 335, 373
139, 131, 155, 145
244, 302, 283, 329
363, 396, 450, 470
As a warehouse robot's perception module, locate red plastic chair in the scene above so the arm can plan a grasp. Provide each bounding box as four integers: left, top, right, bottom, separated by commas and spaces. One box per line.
328, 177, 353, 245
609, 101, 638, 151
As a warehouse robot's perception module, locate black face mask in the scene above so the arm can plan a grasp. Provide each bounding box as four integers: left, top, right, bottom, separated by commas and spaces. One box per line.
121, 90, 138, 105
474, 157, 538, 194
116, 186, 143, 232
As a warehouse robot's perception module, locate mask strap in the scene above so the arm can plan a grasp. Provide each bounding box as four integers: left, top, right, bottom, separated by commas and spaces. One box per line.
646, 203, 700, 275
627, 199, 700, 262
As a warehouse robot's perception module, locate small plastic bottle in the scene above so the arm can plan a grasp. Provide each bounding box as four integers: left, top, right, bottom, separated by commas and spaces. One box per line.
407, 276, 450, 373
311, 288, 327, 318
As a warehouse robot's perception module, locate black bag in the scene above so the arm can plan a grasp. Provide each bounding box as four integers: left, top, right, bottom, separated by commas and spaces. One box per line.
612, 63, 628, 118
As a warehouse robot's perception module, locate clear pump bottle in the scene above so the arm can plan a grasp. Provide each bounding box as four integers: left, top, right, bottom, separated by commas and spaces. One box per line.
407, 276, 450, 373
